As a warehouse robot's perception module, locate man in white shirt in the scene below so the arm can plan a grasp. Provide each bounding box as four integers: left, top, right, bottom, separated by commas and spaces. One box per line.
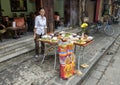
34, 8, 47, 57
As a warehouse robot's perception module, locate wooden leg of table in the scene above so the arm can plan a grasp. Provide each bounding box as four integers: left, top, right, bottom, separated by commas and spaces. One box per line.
13, 29, 21, 38
54, 46, 57, 70
0, 34, 2, 42
41, 54, 46, 64
74, 45, 77, 54
14, 30, 18, 37
77, 46, 85, 70
80, 46, 89, 68
78, 56, 80, 70
78, 47, 81, 70
81, 46, 85, 64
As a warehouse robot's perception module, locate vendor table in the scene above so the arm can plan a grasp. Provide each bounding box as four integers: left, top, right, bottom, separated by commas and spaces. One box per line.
38, 39, 58, 70
38, 32, 93, 79
38, 39, 76, 79
74, 40, 93, 70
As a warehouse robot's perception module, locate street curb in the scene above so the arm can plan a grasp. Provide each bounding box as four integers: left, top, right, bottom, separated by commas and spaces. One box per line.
76, 33, 120, 85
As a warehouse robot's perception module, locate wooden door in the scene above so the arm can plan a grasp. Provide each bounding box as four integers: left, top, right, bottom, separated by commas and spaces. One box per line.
86, 0, 96, 22
64, 0, 70, 26
70, 0, 79, 26
64, 0, 79, 26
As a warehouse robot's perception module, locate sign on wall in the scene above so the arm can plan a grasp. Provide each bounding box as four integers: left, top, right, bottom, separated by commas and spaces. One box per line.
10, 0, 27, 12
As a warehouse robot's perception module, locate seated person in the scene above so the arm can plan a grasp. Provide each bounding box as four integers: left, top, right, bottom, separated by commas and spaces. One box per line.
0, 24, 6, 41
54, 12, 60, 29
0, 24, 6, 33
1, 16, 11, 27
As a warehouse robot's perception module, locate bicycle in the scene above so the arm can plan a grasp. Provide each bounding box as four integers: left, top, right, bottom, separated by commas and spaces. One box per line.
104, 20, 114, 36
87, 20, 114, 36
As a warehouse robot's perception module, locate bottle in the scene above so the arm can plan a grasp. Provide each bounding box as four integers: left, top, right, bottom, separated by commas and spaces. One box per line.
12, 21, 16, 28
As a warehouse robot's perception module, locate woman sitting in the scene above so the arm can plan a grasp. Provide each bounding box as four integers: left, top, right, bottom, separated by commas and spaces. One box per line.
0, 24, 6, 41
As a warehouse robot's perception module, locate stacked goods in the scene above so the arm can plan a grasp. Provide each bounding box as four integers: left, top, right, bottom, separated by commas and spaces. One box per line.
51, 37, 58, 43
74, 34, 93, 45
58, 41, 75, 79
39, 34, 59, 43
40, 34, 52, 42
38, 31, 94, 79
39, 31, 93, 44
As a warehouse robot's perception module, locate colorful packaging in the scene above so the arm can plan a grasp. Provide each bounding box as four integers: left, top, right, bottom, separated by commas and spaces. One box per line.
58, 41, 76, 79
60, 54, 75, 79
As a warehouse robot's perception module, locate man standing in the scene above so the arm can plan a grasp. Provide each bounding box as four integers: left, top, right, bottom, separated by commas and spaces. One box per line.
34, 8, 47, 57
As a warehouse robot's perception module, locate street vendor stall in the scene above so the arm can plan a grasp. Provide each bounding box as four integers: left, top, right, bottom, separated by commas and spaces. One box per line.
38, 30, 93, 79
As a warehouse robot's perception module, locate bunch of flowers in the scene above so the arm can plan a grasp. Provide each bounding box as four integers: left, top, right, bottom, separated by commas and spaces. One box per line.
80, 23, 88, 33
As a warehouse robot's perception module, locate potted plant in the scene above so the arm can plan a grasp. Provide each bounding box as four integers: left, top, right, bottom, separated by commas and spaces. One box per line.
80, 22, 88, 39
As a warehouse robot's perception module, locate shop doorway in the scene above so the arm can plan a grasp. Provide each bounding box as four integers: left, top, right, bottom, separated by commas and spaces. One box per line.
86, 0, 96, 22
54, 0, 79, 28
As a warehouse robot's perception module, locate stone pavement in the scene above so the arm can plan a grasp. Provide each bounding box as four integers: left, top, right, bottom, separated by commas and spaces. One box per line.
97, 38, 120, 85
0, 24, 120, 85
81, 32, 120, 85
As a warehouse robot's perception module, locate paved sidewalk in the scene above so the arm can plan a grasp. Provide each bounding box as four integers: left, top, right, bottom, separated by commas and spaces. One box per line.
0, 25, 120, 85
81, 32, 120, 85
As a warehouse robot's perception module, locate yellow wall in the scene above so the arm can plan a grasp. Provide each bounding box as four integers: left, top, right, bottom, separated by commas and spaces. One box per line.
1, 0, 35, 17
